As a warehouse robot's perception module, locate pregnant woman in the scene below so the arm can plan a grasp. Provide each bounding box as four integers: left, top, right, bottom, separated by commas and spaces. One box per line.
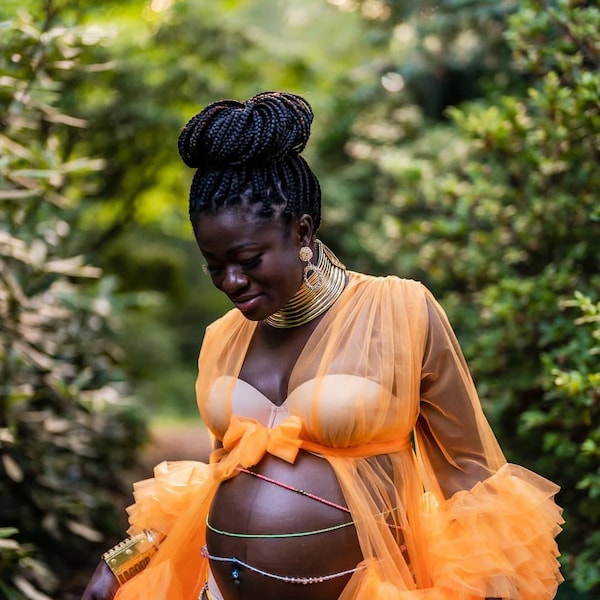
82, 91, 563, 600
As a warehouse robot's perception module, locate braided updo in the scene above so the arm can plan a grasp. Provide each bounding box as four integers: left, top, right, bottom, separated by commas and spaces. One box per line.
178, 91, 321, 229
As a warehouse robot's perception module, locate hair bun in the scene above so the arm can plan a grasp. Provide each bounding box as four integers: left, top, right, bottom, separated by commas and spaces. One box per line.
178, 91, 314, 169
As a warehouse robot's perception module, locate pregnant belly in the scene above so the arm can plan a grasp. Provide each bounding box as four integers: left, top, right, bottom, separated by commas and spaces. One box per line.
206, 451, 363, 600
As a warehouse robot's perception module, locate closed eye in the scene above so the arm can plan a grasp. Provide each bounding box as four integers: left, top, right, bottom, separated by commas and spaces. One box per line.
202, 254, 262, 276
239, 254, 262, 270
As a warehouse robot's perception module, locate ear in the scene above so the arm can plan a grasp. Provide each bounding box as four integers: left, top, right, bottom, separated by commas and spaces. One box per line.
296, 214, 315, 248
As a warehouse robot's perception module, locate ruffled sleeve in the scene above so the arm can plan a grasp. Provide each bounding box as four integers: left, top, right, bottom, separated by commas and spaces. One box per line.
414, 289, 563, 599
421, 464, 563, 599
125, 460, 213, 538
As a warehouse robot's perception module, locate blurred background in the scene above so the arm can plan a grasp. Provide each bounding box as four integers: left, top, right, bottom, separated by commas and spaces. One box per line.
0, 0, 598, 597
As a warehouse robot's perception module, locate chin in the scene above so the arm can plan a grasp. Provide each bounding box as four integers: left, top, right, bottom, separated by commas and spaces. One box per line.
235, 305, 272, 322
239, 311, 266, 322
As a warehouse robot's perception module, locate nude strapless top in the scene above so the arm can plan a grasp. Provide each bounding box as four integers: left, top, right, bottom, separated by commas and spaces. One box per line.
204, 374, 407, 448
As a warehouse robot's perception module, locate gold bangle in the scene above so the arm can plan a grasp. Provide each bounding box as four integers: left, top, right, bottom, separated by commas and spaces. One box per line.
102, 530, 163, 586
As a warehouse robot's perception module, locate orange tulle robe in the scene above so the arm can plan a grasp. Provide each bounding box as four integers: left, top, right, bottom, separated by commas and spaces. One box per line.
115, 273, 563, 600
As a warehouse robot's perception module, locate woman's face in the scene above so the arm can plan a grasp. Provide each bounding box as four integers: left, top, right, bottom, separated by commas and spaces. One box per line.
193, 209, 312, 321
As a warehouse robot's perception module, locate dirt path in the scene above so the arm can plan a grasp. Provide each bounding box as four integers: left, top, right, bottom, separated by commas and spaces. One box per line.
139, 421, 212, 475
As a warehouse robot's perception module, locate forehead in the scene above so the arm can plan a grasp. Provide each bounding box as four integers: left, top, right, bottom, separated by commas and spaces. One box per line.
194, 209, 289, 255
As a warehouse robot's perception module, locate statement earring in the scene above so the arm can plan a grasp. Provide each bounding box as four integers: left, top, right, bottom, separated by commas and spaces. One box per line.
299, 245, 323, 290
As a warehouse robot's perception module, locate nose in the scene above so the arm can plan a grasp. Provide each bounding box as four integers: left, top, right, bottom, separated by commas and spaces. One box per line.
220, 265, 248, 295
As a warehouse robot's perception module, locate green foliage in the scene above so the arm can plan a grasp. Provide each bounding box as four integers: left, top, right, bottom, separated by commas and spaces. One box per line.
0, 527, 55, 600
528, 292, 600, 592
0, 5, 147, 596
325, 0, 599, 593
60, 0, 372, 240
316, 0, 522, 267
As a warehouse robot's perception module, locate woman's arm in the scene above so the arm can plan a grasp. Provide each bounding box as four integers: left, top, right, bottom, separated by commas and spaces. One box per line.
413, 289, 562, 600
81, 529, 165, 599
81, 560, 118, 600
415, 292, 506, 498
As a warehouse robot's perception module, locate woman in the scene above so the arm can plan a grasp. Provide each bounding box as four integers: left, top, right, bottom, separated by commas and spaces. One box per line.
83, 91, 563, 600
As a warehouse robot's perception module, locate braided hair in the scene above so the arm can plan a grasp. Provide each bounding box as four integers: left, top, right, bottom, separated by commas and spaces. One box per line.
178, 91, 321, 230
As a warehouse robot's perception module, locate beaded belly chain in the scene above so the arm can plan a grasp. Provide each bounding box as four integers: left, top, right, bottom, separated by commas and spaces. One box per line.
202, 467, 404, 590
200, 545, 363, 586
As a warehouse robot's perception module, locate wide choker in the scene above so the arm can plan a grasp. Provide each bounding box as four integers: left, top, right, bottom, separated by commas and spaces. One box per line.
265, 240, 346, 329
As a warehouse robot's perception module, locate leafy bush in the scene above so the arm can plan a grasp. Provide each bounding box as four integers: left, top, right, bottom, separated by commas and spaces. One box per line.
0, 527, 57, 600
0, 6, 147, 597
531, 293, 600, 593
320, 0, 599, 593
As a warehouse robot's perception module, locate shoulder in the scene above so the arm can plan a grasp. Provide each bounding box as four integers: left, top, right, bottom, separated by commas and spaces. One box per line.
202, 308, 246, 347
346, 272, 432, 329
350, 271, 430, 302
344, 272, 433, 356
206, 307, 243, 333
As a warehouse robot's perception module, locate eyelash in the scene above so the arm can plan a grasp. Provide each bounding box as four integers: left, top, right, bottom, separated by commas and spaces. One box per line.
240, 255, 262, 269
203, 255, 262, 276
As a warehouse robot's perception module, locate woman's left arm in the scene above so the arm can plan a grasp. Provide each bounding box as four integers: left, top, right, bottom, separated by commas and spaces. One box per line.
415, 292, 506, 499
413, 290, 563, 600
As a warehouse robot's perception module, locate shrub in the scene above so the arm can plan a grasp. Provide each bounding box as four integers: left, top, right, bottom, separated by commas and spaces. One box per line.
0, 6, 147, 597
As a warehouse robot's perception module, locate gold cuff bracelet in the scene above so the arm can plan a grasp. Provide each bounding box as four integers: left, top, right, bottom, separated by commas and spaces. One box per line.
102, 529, 163, 586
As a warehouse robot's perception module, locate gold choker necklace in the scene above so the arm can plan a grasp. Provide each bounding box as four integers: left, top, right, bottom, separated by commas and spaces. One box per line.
265, 240, 347, 329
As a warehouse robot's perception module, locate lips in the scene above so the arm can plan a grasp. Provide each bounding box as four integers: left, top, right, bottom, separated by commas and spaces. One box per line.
231, 294, 262, 313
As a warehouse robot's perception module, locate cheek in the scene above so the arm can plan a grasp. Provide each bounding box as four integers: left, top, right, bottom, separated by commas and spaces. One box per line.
286, 261, 304, 293
267, 254, 302, 293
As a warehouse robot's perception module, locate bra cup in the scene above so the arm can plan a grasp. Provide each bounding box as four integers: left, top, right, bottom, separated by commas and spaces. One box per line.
205, 374, 409, 447
205, 376, 290, 437
287, 374, 394, 447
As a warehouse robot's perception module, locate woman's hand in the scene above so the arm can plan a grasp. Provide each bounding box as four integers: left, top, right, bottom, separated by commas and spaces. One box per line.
81, 560, 119, 600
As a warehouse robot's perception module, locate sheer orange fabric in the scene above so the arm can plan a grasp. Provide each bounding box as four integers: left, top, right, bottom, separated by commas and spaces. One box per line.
115, 273, 563, 600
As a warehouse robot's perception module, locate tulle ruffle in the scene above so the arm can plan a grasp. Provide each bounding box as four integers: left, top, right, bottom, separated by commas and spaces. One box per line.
126, 460, 213, 537
115, 461, 217, 600
337, 464, 562, 600
420, 463, 563, 599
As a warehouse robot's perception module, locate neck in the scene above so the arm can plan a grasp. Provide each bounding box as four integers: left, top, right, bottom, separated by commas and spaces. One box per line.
265, 240, 347, 329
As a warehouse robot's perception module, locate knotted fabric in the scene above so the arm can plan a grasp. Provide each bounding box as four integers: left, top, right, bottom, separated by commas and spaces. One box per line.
210, 415, 412, 481
210, 415, 305, 479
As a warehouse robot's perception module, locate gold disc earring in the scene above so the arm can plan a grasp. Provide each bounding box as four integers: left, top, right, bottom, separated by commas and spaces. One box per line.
299, 245, 323, 290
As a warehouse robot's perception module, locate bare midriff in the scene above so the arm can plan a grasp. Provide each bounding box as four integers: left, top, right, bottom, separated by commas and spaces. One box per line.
206, 451, 364, 600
